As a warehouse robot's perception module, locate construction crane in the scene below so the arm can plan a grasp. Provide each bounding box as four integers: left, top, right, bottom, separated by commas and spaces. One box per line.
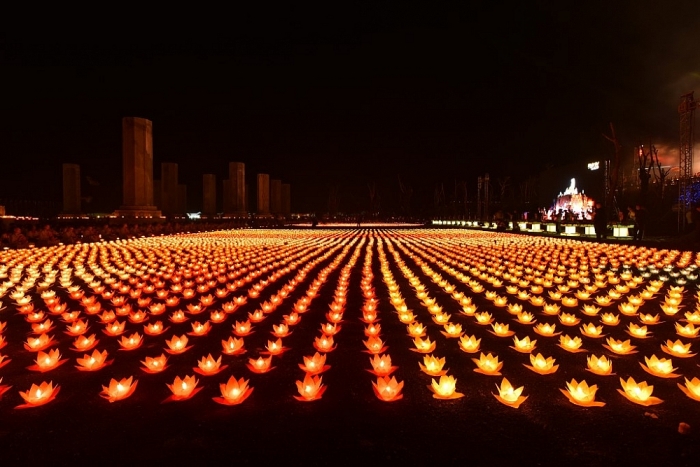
679, 92, 698, 231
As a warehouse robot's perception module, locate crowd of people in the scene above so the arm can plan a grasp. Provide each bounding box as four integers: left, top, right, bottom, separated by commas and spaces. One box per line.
0, 220, 249, 250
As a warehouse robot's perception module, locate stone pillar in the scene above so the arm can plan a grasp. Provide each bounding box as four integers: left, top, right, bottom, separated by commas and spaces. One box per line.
270, 179, 282, 215
178, 184, 187, 214
160, 162, 179, 215
257, 174, 270, 215
203, 174, 216, 215
281, 183, 291, 216
62, 163, 81, 214
228, 162, 246, 214
116, 117, 160, 217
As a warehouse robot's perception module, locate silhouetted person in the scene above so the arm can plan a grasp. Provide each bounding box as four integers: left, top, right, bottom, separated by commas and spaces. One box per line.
634, 204, 648, 241
593, 203, 607, 240
9, 227, 29, 249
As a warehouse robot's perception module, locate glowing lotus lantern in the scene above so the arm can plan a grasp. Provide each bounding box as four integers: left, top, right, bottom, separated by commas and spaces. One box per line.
189, 321, 211, 336
99, 311, 116, 324
560, 379, 605, 407
524, 353, 558, 375
559, 313, 580, 326
170, 311, 188, 323
294, 374, 326, 401
618, 377, 662, 406
24, 333, 56, 351
213, 376, 253, 405
143, 321, 166, 336
543, 303, 561, 315
640, 355, 679, 378
33, 319, 54, 334
76, 349, 112, 371
28, 349, 67, 372
558, 335, 585, 353
119, 332, 143, 350
491, 322, 515, 337
329, 311, 345, 323
265, 338, 287, 356
128, 310, 147, 323
165, 335, 192, 354
661, 339, 694, 358
411, 336, 436, 353
472, 352, 503, 375
461, 303, 477, 315
247, 355, 274, 373
678, 377, 700, 402
299, 352, 330, 375
373, 376, 404, 401
529, 296, 545, 306
233, 320, 254, 336
516, 312, 536, 325
284, 312, 300, 325
676, 323, 700, 338
367, 354, 396, 376
548, 290, 562, 301
639, 313, 660, 325
429, 375, 464, 399
561, 297, 578, 308
194, 354, 227, 375
321, 322, 340, 336
625, 323, 649, 339
534, 323, 560, 337
595, 296, 613, 307
165, 375, 202, 402
661, 304, 680, 316
101, 376, 137, 402
364, 323, 381, 337
103, 320, 126, 336
398, 311, 415, 324
474, 312, 493, 325
493, 378, 528, 408
580, 323, 604, 338
16, 381, 60, 409
600, 313, 620, 326
441, 322, 463, 338
581, 304, 601, 316
419, 355, 448, 376
26, 311, 45, 323
363, 336, 387, 354
458, 335, 481, 353
314, 335, 336, 352
586, 354, 613, 376
141, 354, 168, 373
603, 337, 637, 355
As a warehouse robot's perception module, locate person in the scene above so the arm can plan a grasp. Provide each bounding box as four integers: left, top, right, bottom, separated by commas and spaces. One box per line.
593, 203, 607, 240
634, 204, 647, 241
9, 227, 29, 249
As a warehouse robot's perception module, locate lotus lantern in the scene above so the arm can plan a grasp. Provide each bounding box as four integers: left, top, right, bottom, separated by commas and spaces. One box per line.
558, 334, 585, 353
165, 375, 202, 402
195, 354, 227, 375
407, 322, 426, 337
581, 304, 601, 316
640, 355, 679, 378
472, 352, 503, 375
586, 354, 613, 376
461, 303, 477, 315
627, 323, 649, 339
76, 349, 112, 371
141, 354, 168, 373
213, 376, 253, 405
189, 321, 211, 336
661, 339, 695, 358
524, 353, 558, 375
678, 377, 700, 402
411, 336, 436, 353
24, 333, 56, 351
272, 323, 291, 337
103, 320, 126, 336
170, 310, 188, 323
676, 323, 700, 338
639, 313, 660, 325
429, 375, 464, 399
603, 337, 637, 355
474, 312, 493, 325
534, 323, 560, 337
368, 354, 397, 376
314, 335, 337, 352
265, 338, 287, 355
618, 377, 662, 406
511, 335, 537, 353
247, 355, 274, 373
600, 313, 620, 326
559, 313, 580, 326
560, 379, 605, 407
373, 376, 404, 401
165, 335, 192, 354
233, 320, 254, 336
119, 332, 143, 350
493, 378, 528, 408
441, 322, 463, 338
284, 312, 300, 325
459, 335, 481, 353
28, 349, 67, 372
419, 354, 448, 376
144, 321, 166, 336
294, 374, 326, 401
491, 322, 514, 337
16, 381, 60, 409
299, 352, 330, 375
543, 303, 561, 315
101, 376, 137, 402
580, 323, 604, 338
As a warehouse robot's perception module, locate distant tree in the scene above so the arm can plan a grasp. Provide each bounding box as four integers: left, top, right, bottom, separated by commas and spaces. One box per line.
603, 123, 622, 213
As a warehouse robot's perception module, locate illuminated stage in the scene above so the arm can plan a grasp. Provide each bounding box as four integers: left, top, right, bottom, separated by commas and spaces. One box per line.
0, 229, 698, 463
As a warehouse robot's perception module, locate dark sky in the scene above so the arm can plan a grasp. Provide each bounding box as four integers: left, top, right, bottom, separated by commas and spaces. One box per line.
2, 2, 700, 214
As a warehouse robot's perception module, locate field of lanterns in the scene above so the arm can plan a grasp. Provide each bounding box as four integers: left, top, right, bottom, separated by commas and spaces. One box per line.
1, 228, 699, 462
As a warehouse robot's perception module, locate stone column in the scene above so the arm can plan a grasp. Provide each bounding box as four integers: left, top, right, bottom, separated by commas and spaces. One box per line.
228, 162, 246, 214
257, 174, 270, 215
62, 163, 81, 214
161, 162, 179, 215
281, 183, 291, 216
116, 117, 160, 217
203, 174, 216, 215
270, 179, 282, 215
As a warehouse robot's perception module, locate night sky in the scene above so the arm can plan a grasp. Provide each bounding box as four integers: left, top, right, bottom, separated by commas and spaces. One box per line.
2, 2, 700, 214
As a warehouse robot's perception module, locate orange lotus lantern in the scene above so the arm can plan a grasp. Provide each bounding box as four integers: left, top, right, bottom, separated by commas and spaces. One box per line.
661, 339, 695, 358
640, 355, 679, 378
559, 312, 580, 326
411, 336, 436, 353
165, 335, 192, 354
16, 381, 60, 409
170, 310, 188, 323
33, 319, 55, 334
314, 335, 337, 352
101, 376, 137, 403
491, 322, 514, 337
272, 323, 291, 337
472, 352, 503, 375
461, 303, 477, 315
407, 322, 426, 337
560, 379, 605, 407
493, 377, 528, 408
164, 375, 202, 402
194, 354, 227, 376
103, 320, 126, 336
24, 333, 56, 352
676, 323, 700, 338
364, 336, 387, 354
189, 321, 211, 336
141, 354, 168, 373
586, 354, 613, 376
299, 352, 330, 375
28, 349, 67, 372
372, 376, 404, 402
429, 375, 464, 399
247, 355, 274, 373
368, 354, 397, 376
441, 322, 463, 338
99, 311, 116, 324
618, 302, 639, 316
600, 313, 620, 326
213, 376, 254, 405
128, 310, 148, 323
294, 374, 326, 401
419, 354, 448, 376
144, 321, 167, 336
534, 323, 560, 337
265, 338, 287, 355
603, 337, 637, 355
678, 377, 700, 402
580, 323, 604, 338
364, 323, 381, 337
618, 377, 662, 406
76, 349, 112, 371
233, 320, 254, 336
581, 304, 601, 316
458, 334, 481, 353
558, 335, 585, 353
474, 312, 493, 325
119, 332, 143, 350
511, 335, 537, 353
627, 323, 649, 339
524, 353, 558, 375
321, 322, 340, 335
